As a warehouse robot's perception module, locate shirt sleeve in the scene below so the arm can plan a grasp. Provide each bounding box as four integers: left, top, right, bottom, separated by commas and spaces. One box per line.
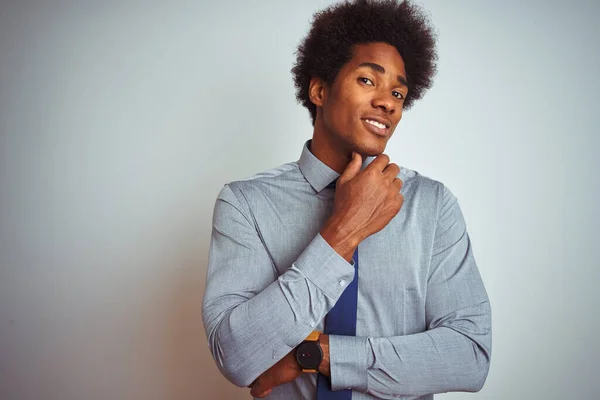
202, 184, 356, 387
328, 184, 492, 397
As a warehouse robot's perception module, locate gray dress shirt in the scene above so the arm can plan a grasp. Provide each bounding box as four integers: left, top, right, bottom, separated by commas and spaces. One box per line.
202, 141, 491, 399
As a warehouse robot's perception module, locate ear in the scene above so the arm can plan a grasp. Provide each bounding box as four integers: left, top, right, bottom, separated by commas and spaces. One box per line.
308, 77, 326, 107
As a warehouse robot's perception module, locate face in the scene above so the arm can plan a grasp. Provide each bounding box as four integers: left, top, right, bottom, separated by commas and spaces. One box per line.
311, 42, 407, 158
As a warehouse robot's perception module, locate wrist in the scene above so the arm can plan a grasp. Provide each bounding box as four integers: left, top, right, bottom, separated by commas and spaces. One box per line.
320, 216, 362, 262
318, 334, 330, 377
295, 331, 325, 373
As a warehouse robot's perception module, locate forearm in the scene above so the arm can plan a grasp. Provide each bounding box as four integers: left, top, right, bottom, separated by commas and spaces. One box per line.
327, 300, 492, 397
203, 234, 354, 387
366, 321, 491, 397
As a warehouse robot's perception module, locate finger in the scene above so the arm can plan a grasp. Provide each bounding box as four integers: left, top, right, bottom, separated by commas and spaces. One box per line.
251, 386, 272, 399
250, 385, 262, 398
251, 375, 275, 398
338, 151, 362, 184
366, 153, 390, 172
393, 177, 403, 191
250, 380, 267, 398
383, 163, 400, 179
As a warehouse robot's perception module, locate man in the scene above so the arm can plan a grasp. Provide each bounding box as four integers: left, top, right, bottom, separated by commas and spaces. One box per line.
202, 0, 491, 399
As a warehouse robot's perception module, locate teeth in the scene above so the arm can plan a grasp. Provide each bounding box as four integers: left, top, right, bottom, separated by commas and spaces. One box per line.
365, 119, 386, 129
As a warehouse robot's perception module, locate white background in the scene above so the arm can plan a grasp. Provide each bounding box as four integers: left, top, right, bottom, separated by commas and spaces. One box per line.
1, 1, 598, 399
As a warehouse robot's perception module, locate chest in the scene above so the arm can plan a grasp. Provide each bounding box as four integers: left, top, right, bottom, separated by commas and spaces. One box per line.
253, 189, 434, 298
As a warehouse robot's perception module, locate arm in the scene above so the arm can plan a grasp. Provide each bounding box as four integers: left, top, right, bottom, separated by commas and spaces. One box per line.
202, 184, 355, 387
212, 152, 409, 394
249, 153, 413, 397
327, 184, 492, 397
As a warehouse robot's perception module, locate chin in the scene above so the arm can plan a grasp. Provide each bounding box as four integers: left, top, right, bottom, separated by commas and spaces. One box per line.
354, 139, 388, 157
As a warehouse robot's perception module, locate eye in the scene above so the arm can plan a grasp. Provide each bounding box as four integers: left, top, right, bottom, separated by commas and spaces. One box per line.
358, 77, 374, 86
392, 90, 404, 100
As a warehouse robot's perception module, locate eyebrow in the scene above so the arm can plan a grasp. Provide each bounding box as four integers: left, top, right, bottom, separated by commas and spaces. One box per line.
356, 62, 408, 87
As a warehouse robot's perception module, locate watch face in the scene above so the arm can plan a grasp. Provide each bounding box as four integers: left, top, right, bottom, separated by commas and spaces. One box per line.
295, 342, 323, 370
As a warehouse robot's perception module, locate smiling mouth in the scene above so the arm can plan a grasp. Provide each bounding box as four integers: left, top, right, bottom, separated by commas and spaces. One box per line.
361, 118, 390, 137
364, 119, 388, 129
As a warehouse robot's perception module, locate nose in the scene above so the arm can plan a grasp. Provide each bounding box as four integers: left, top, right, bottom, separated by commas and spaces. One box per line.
371, 90, 396, 114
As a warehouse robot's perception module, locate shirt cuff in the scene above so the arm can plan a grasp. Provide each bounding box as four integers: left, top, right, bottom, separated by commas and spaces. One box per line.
293, 233, 356, 300
329, 335, 369, 392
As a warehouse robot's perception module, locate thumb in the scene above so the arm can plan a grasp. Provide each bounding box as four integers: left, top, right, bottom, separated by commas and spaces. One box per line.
339, 151, 362, 184
250, 378, 272, 398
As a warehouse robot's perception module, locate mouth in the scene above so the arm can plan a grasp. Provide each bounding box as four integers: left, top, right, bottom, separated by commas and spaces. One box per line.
361, 118, 391, 137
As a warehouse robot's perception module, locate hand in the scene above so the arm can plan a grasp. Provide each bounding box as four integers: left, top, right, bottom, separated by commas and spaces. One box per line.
249, 351, 302, 398
321, 152, 403, 261
249, 334, 330, 398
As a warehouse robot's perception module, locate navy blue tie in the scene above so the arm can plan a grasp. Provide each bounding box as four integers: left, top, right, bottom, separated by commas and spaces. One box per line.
317, 180, 358, 399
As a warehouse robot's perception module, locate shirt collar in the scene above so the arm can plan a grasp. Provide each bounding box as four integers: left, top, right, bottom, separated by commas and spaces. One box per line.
298, 140, 375, 193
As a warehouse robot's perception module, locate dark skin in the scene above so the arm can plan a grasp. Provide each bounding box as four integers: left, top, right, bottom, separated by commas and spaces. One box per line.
250, 42, 407, 398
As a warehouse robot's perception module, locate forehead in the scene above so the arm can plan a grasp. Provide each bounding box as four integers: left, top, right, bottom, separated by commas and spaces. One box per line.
343, 42, 406, 77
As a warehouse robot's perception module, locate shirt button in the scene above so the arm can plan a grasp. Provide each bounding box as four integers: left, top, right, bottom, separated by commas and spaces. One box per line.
339, 279, 346, 286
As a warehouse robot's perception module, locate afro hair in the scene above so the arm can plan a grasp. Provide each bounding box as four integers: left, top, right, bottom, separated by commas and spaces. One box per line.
292, 0, 438, 124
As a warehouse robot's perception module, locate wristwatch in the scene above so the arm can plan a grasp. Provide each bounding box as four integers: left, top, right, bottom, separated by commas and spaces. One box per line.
295, 331, 323, 373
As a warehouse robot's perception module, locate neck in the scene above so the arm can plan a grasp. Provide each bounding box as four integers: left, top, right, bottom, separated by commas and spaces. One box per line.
310, 117, 352, 174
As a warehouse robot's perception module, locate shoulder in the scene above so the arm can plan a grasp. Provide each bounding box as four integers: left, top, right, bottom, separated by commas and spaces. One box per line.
398, 166, 459, 218
216, 161, 302, 205
399, 166, 451, 197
